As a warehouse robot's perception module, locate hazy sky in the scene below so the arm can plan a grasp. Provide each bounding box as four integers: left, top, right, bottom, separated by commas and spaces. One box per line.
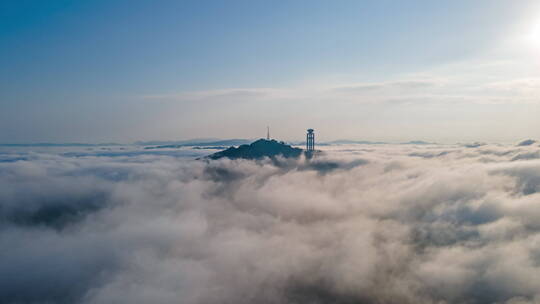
2, 0, 540, 143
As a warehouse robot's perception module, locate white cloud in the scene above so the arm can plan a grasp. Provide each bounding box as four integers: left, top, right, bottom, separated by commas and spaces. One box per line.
2, 143, 540, 303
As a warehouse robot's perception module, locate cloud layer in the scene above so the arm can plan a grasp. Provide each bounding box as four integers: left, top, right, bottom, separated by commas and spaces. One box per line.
2, 144, 540, 303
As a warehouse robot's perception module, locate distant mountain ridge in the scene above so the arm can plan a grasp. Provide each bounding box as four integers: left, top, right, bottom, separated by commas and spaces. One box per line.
0, 139, 441, 148
0, 143, 122, 147
400, 140, 434, 145
328, 140, 388, 145
134, 138, 222, 146
145, 139, 251, 149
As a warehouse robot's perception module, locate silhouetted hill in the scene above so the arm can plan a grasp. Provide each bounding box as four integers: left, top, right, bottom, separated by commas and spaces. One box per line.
463, 142, 486, 148
401, 140, 433, 145
207, 139, 303, 160
517, 139, 536, 146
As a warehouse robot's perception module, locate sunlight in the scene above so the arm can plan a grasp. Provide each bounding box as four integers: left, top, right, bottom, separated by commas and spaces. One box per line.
525, 17, 540, 49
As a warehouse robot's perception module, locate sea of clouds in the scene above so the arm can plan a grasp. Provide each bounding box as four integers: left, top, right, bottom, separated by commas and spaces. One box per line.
2, 142, 540, 304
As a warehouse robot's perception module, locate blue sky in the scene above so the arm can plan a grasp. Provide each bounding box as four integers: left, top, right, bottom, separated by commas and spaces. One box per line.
2, 0, 540, 143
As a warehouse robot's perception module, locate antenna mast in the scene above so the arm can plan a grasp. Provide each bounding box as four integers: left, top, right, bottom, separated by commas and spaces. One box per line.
267, 126, 270, 140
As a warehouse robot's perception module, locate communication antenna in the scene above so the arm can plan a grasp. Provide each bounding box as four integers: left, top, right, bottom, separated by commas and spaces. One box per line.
267, 126, 270, 140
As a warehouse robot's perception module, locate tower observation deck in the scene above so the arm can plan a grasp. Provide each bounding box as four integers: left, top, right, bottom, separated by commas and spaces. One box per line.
306, 129, 315, 151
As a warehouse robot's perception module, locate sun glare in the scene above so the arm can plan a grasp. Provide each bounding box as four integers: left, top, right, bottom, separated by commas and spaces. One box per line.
526, 19, 540, 48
